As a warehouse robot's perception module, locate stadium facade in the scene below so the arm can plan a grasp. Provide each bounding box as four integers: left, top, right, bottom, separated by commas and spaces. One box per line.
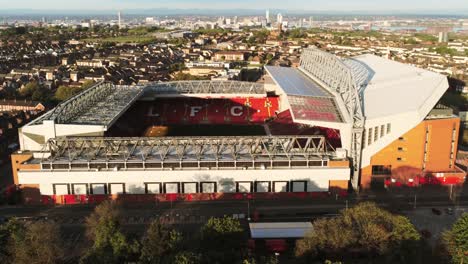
11, 48, 466, 204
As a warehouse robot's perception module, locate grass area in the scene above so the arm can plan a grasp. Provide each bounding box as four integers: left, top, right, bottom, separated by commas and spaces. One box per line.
83, 35, 156, 44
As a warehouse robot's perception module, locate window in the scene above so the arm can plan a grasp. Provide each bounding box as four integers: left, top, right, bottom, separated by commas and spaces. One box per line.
255, 181, 271, 193
53, 184, 70, 195
398, 147, 404, 151
374, 126, 379, 141
164, 183, 180, 194
72, 184, 88, 195
291, 181, 307, 192
145, 183, 162, 194
90, 183, 107, 195
236, 182, 252, 193
397, 157, 403, 161
372, 165, 391, 175
182, 182, 198, 194
386, 123, 391, 134
398, 137, 405, 141
108, 183, 125, 195
273, 181, 289, 192
380, 125, 385, 138
201, 182, 217, 193
368, 128, 373, 145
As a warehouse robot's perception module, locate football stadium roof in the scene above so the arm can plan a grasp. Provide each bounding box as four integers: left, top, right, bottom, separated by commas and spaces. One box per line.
38, 136, 336, 170
350, 54, 448, 120
265, 66, 331, 97
32, 82, 145, 128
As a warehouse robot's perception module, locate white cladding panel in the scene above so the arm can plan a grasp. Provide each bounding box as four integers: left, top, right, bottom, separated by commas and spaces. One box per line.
18, 167, 350, 195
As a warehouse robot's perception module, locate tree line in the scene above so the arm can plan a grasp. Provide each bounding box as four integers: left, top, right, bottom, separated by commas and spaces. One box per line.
0, 201, 466, 264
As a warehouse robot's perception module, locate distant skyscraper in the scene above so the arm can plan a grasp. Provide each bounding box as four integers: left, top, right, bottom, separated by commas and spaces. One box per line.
438, 32, 449, 43
299, 19, 303, 28
309, 16, 313, 28
118, 11, 122, 29
277, 13, 283, 24
266, 10, 270, 24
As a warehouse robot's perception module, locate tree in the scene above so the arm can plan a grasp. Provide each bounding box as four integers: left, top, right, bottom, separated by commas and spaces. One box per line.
55, 86, 82, 101
31, 87, 49, 102
81, 80, 95, 90
139, 220, 183, 264
172, 251, 201, 264
0, 219, 24, 262
295, 202, 421, 263
19, 81, 39, 97
200, 216, 245, 263
81, 201, 139, 264
7, 220, 64, 264
443, 213, 468, 264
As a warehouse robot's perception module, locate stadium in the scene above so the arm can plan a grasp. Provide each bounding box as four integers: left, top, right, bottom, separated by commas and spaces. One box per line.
12, 48, 466, 204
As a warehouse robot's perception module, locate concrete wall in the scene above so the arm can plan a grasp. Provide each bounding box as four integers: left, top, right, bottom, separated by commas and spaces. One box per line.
18, 167, 350, 195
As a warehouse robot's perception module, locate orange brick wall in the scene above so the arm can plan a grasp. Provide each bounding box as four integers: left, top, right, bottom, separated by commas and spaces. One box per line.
361, 117, 460, 188
11, 153, 40, 185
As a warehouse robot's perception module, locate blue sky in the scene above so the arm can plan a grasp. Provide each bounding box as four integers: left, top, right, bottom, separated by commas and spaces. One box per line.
0, 0, 466, 12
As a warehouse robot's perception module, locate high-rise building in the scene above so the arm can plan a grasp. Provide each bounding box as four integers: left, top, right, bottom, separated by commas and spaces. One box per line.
438, 32, 449, 43
266, 10, 270, 24
277, 13, 283, 24
309, 16, 313, 28
118, 11, 122, 29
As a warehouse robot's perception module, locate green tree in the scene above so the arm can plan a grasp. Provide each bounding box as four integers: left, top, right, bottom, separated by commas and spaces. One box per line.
8, 220, 64, 264
139, 219, 183, 264
0, 219, 24, 262
295, 202, 421, 263
55, 86, 82, 101
31, 87, 49, 102
19, 81, 39, 97
172, 251, 201, 264
200, 216, 245, 264
443, 213, 468, 264
81, 80, 95, 90
81, 201, 139, 264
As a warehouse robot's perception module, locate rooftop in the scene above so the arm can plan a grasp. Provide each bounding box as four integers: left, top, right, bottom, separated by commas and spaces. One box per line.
32, 82, 144, 128
352, 54, 448, 119
265, 66, 331, 97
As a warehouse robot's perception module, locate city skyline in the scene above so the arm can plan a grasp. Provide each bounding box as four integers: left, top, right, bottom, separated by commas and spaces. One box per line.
0, 0, 467, 15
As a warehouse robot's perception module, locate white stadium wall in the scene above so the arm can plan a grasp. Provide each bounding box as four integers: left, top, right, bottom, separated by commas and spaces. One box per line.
18, 167, 350, 195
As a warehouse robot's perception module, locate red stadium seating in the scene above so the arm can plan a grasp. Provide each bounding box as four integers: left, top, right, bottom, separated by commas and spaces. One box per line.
143, 97, 279, 125
288, 96, 342, 123
267, 110, 342, 148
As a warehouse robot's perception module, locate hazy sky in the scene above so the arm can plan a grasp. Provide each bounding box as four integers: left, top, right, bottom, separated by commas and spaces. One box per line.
0, 0, 466, 12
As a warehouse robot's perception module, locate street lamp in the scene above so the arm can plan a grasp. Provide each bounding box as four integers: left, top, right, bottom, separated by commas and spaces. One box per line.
243, 193, 250, 221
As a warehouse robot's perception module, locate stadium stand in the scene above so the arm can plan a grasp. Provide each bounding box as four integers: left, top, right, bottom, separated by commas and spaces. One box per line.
267, 110, 342, 148
288, 96, 343, 123
142, 97, 279, 125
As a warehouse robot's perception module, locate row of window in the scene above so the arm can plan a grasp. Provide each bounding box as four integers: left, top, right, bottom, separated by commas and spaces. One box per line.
364, 123, 391, 147
51, 181, 312, 195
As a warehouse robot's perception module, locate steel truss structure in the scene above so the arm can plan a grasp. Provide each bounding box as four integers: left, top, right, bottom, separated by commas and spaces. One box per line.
32, 82, 144, 126
146, 80, 265, 95
299, 48, 365, 190
41, 136, 336, 170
